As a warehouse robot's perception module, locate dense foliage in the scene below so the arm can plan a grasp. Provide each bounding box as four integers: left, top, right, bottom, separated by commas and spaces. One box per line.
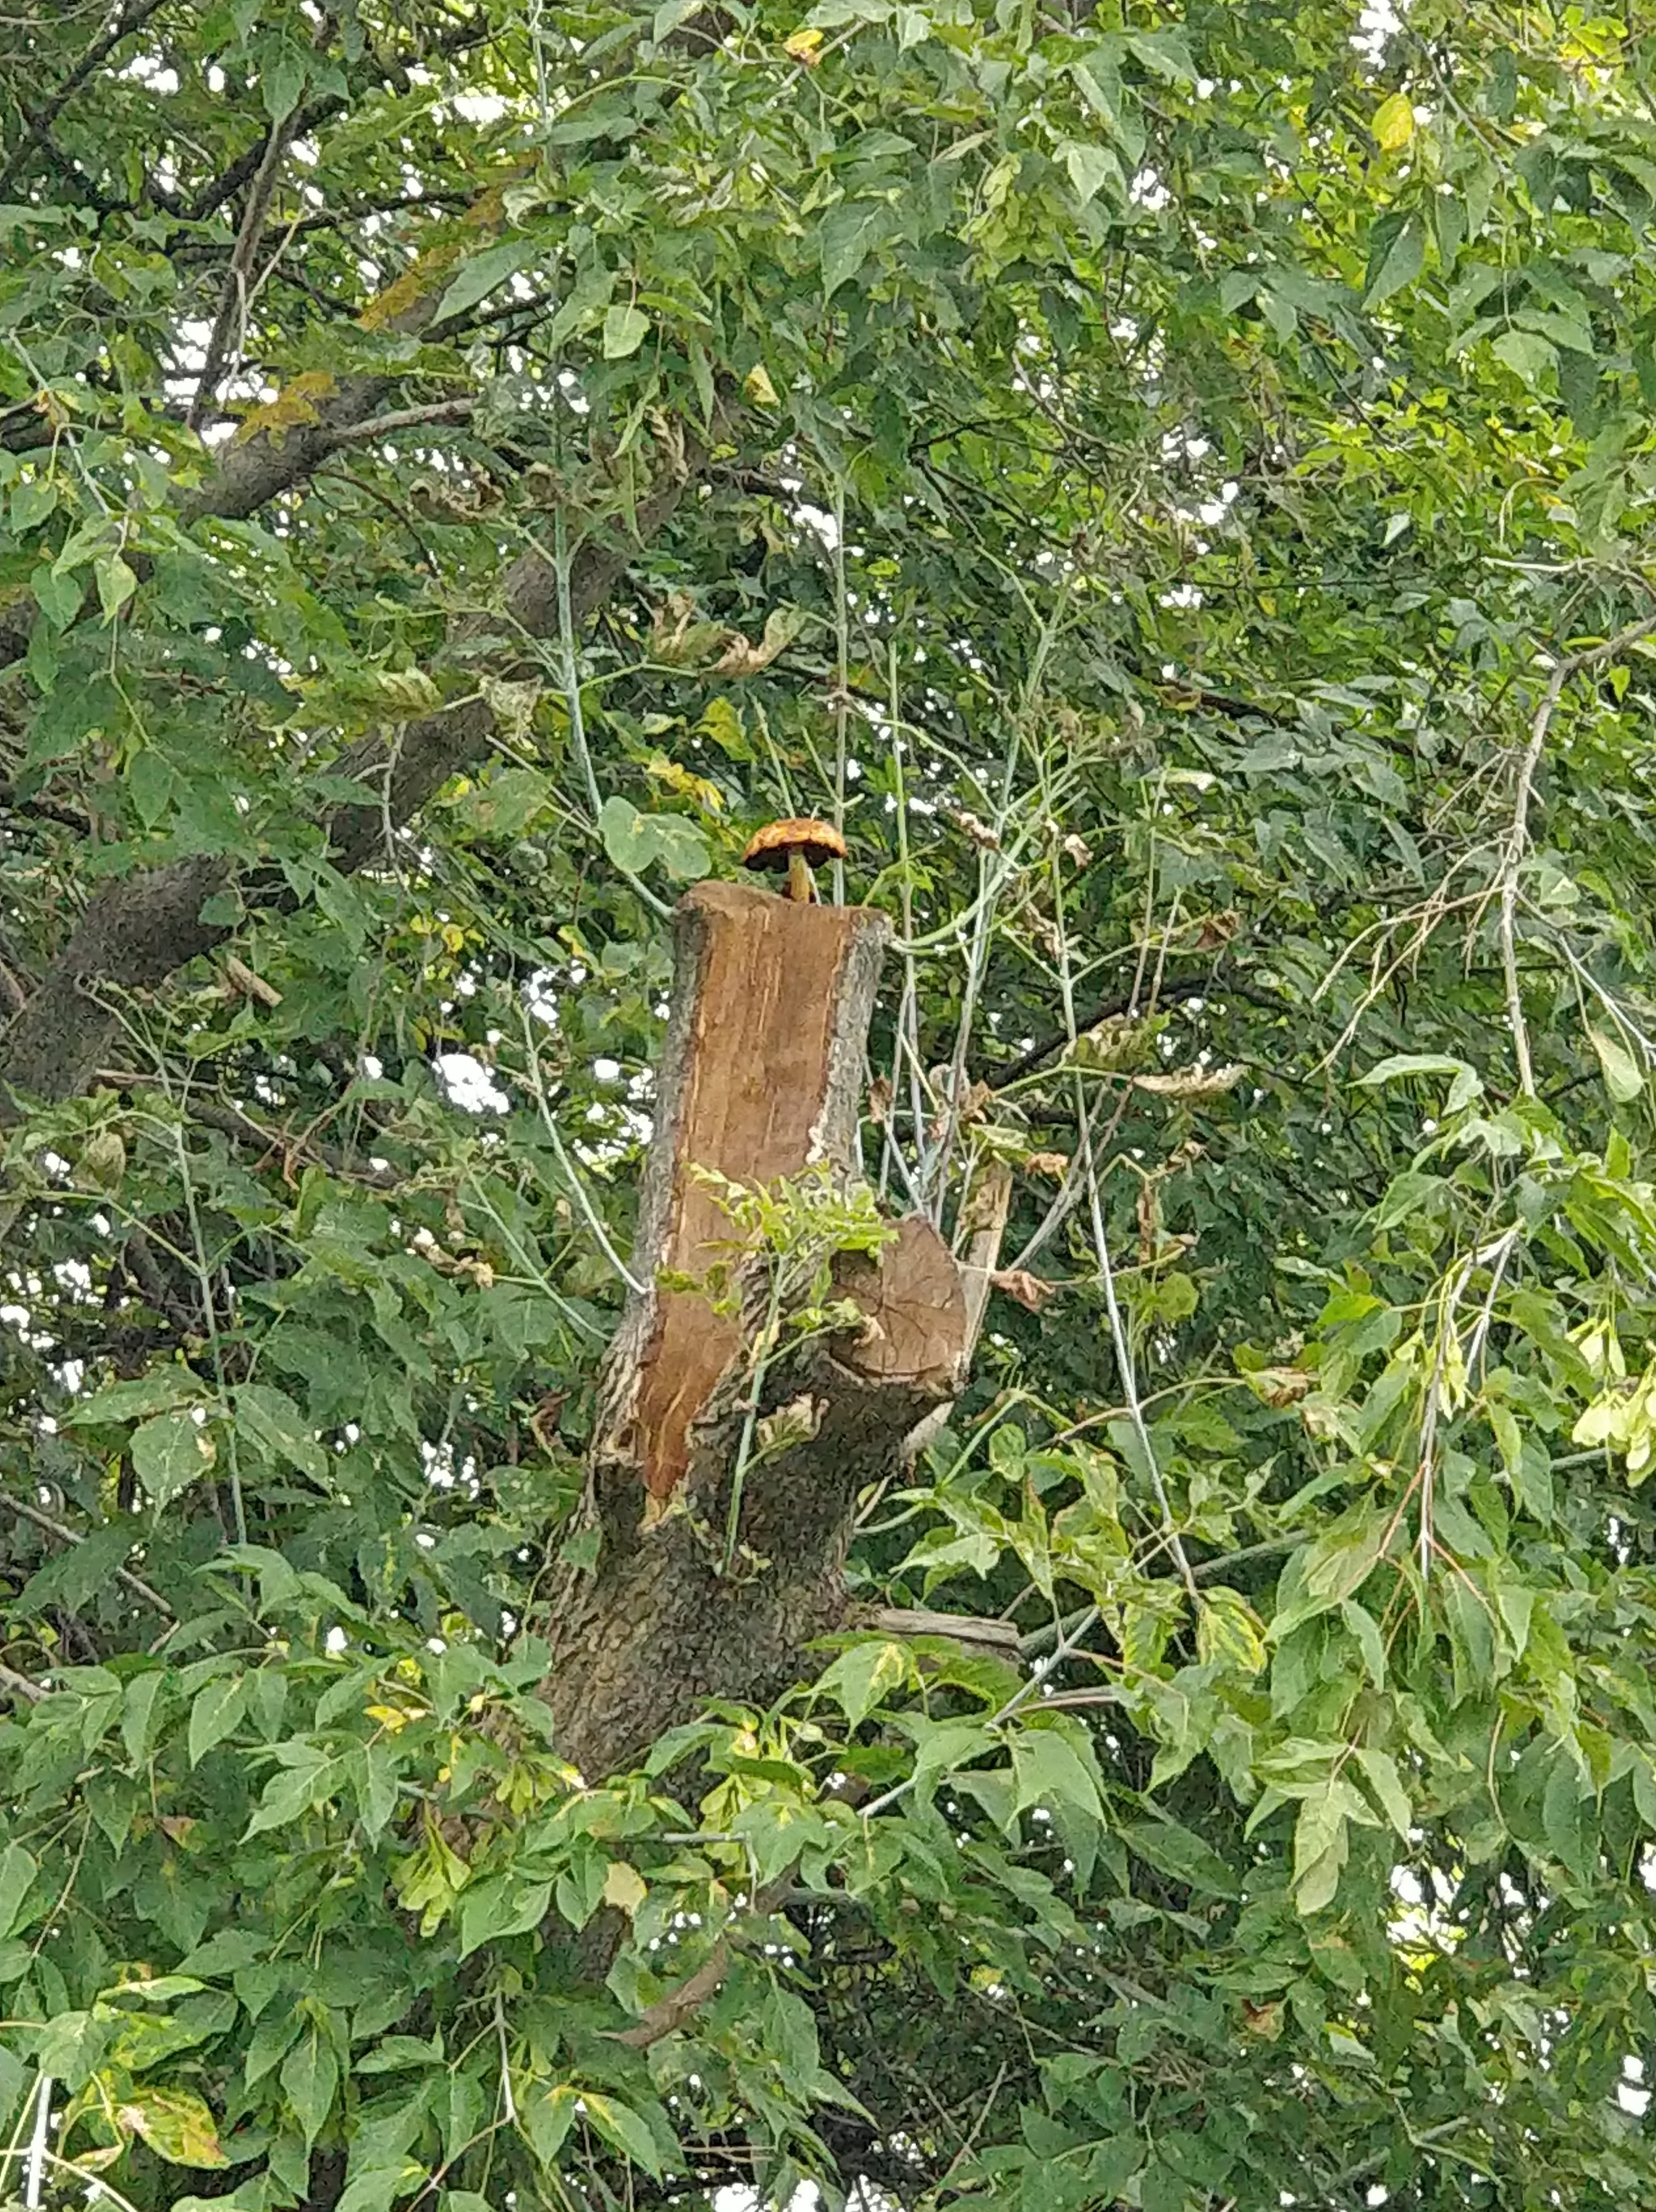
6, 1, 1656, 2206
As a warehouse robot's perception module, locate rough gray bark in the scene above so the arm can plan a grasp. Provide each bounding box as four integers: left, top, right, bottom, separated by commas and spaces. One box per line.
547, 883, 978, 1781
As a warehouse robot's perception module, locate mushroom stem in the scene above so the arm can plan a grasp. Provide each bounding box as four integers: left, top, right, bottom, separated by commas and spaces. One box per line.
786, 850, 816, 904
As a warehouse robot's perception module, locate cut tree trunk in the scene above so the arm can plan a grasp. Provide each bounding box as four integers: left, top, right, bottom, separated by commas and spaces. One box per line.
546, 880, 999, 1782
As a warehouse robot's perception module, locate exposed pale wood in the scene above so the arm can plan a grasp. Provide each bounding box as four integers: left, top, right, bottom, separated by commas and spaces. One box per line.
600, 879, 890, 1501
548, 889, 1008, 1784
957, 1160, 1014, 1355
836, 1216, 965, 1389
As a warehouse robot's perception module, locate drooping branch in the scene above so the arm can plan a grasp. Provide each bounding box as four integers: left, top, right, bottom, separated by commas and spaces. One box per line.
1497, 613, 1656, 1097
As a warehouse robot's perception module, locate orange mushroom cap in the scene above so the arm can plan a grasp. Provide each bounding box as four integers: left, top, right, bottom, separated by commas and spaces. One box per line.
739, 817, 848, 872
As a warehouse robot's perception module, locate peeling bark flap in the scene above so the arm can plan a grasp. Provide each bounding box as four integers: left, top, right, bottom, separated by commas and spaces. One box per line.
629, 880, 885, 1500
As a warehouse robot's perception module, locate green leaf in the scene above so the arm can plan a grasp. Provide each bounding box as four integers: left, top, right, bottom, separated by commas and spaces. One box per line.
1123, 28, 1196, 82
189, 1671, 250, 1767
1060, 141, 1125, 208
598, 795, 712, 880
0, 1845, 39, 1942
817, 1637, 915, 1729
235, 1381, 327, 1480
458, 1873, 552, 1957
1340, 1599, 1388, 1689
1365, 213, 1426, 306
520, 2084, 580, 2166
602, 303, 650, 358
65, 1370, 204, 1425
281, 2026, 340, 2148
1589, 1026, 1644, 1103
1356, 1053, 1482, 1107
581, 2092, 665, 2176
1011, 1729, 1105, 1821
32, 563, 84, 628
11, 475, 59, 530
1354, 1745, 1413, 1839
433, 238, 540, 323
335, 2163, 425, 2212
132, 1409, 218, 1509
1292, 1783, 1353, 1915
1120, 1818, 1240, 1898
17, 1520, 137, 1616
262, 45, 305, 121
95, 551, 137, 621
1492, 327, 1557, 384
820, 202, 893, 295
245, 1754, 342, 1838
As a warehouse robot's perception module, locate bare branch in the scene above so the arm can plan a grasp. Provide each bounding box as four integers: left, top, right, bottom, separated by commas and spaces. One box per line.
319, 398, 476, 448
185, 103, 306, 433
612, 1872, 795, 2049
860, 1606, 1020, 1654
0, 0, 171, 201
0, 1661, 46, 1705
0, 1491, 175, 1619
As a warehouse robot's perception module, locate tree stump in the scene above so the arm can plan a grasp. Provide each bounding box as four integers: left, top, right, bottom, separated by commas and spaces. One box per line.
546, 880, 980, 1780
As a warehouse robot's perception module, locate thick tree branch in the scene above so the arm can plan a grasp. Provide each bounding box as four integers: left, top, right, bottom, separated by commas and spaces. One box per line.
0, 462, 695, 1110
0, 1661, 46, 1705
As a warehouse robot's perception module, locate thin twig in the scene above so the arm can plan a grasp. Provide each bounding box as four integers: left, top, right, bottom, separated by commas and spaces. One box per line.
518, 1003, 644, 1295
186, 101, 306, 432
1498, 615, 1656, 1095
0, 1492, 174, 1619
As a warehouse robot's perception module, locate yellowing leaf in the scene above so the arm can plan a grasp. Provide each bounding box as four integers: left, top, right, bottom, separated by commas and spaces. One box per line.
1373, 91, 1414, 151
645, 753, 724, 813
744, 361, 780, 407
232, 370, 337, 446
1196, 1586, 1267, 1676
784, 24, 824, 59
712, 605, 809, 677
602, 1860, 648, 1915
116, 2086, 228, 2169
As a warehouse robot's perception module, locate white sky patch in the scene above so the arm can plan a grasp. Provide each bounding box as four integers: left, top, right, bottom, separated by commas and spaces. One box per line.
1621, 2054, 1651, 2117
434, 1052, 511, 1116
794, 503, 839, 551
1354, 0, 1405, 63
122, 53, 180, 93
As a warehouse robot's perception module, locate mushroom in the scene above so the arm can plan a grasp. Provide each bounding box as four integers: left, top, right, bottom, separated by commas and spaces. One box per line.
739, 817, 847, 904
